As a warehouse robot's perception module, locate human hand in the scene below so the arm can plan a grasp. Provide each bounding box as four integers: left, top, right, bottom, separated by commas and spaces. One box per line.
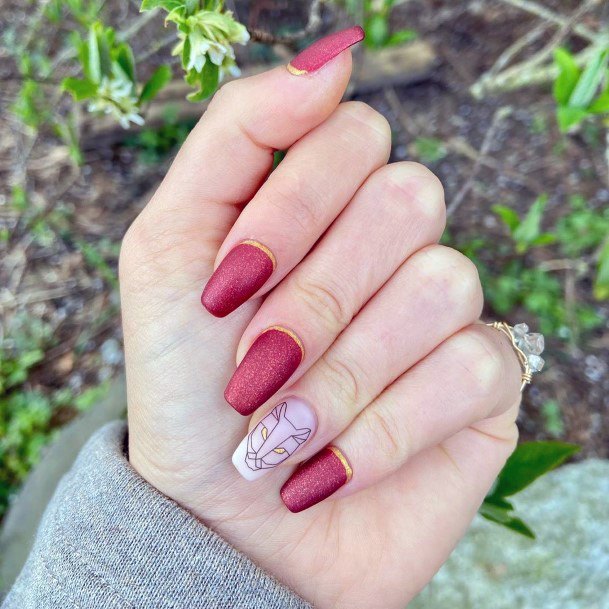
120, 27, 522, 609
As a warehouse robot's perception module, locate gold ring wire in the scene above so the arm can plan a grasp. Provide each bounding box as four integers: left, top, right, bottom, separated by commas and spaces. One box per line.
486, 321, 533, 392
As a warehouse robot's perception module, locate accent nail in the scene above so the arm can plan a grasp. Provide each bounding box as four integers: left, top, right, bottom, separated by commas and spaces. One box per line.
232, 398, 317, 481
201, 240, 276, 318
287, 25, 365, 76
280, 446, 352, 513
225, 327, 304, 416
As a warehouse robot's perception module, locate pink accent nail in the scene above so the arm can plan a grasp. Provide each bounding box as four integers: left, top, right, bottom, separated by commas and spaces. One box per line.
287, 25, 365, 75
232, 398, 317, 481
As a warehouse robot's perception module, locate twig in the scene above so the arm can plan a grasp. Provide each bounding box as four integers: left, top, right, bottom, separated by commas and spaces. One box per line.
497, 0, 598, 42
447, 106, 513, 217
508, 0, 601, 73
382, 86, 421, 139
248, 0, 323, 44
471, 0, 605, 98
486, 22, 549, 78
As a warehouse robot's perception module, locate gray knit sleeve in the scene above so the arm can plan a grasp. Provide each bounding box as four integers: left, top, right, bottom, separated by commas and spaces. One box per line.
2, 421, 312, 609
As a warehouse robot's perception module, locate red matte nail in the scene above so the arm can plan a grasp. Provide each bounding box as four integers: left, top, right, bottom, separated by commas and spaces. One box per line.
201, 241, 275, 318
287, 25, 365, 76
225, 327, 304, 416
280, 446, 353, 513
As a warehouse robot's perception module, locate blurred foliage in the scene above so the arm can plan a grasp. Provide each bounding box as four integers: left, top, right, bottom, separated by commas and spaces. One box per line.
447, 193, 609, 339
553, 47, 609, 132
342, 0, 417, 49
123, 107, 196, 162
63, 22, 171, 128
413, 137, 448, 164
0, 312, 111, 519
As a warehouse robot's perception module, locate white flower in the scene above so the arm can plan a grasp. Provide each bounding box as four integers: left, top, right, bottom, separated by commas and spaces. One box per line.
172, 9, 249, 81
88, 66, 143, 129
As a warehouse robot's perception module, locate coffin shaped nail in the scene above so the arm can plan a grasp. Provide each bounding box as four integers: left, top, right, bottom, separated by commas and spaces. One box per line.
287, 25, 365, 76
201, 240, 275, 318
280, 446, 352, 513
232, 398, 317, 481
225, 326, 304, 416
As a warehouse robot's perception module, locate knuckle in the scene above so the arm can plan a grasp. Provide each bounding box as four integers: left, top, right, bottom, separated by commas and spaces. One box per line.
338, 101, 391, 156
319, 352, 362, 409
414, 246, 483, 317
293, 274, 352, 332
364, 405, 405, 465
454, 330, 505, 402
267, 167, 326, 232
208, 79, 239, 111
376, 163, 446, 235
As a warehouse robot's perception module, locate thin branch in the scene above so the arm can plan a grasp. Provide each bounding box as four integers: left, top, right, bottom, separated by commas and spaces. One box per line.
471, 0, 605, 98
248, 0, 323, 44
447, 106, 513, 217
497, 0, 598, 42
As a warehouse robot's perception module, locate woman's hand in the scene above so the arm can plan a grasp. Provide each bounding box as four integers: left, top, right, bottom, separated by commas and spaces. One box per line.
120, 28, 522, 609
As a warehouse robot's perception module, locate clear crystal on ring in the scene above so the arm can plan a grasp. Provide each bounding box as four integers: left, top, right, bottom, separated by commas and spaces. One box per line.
512, 323, 545, 373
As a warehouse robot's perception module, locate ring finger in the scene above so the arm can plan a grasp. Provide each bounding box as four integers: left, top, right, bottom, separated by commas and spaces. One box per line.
280, 322, 522, 512
231, 244, 484, 479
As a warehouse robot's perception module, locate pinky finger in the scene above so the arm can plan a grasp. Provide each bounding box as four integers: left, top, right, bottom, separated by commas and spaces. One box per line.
280, 323, 522, 512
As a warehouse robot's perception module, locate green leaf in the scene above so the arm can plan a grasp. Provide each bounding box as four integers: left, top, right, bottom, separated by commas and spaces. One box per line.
531, 233, 557, 247
364, 13, 389, 49
513, 194, 548, 252
553, 48, 580, 105
593, 238, 609, 300
87, 25, 102, 83
186, 62, 219, 102
492, 204, 520, 232
589, 86, 609, 114
61, 77, 98, 101
557, 105, 588, 132
413, 137, 447, 163
488, 441, 580, 499
96, 25, 114, 79
386, 29, 417, 47
115, 43, 136, 83
479, 502, 536, 539
568, 49, 609, 109
139, 65, 172, 103
140, 0, 179, 10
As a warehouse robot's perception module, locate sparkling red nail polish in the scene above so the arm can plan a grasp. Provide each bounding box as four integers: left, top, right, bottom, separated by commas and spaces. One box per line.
225, 327, 304, 416
280, 446, 352, 513
201, 241, 275, 318
287, 25, 365, 76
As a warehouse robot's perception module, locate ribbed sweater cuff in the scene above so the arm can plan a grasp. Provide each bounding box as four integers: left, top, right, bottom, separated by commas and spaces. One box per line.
4, 421, 312, 609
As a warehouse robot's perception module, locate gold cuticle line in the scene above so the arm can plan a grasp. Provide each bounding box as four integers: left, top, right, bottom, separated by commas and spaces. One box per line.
240, 240, 277, 270
329, 446, 353, 483
286, 63, 308, 76
265, 325, 305, 360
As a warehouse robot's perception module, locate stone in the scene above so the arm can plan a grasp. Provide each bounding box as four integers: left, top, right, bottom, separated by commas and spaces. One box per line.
410, 459, 609, 609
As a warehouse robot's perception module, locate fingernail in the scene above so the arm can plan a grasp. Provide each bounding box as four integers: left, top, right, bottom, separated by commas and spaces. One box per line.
280, 446, 352, 513
232, 398, 317, 481
201, 240, 276, 318
287, 25, 365, 76
225, 327, 304, 416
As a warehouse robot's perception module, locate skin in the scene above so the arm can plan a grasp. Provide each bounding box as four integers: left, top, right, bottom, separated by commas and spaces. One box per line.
120, 50, 522, 609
